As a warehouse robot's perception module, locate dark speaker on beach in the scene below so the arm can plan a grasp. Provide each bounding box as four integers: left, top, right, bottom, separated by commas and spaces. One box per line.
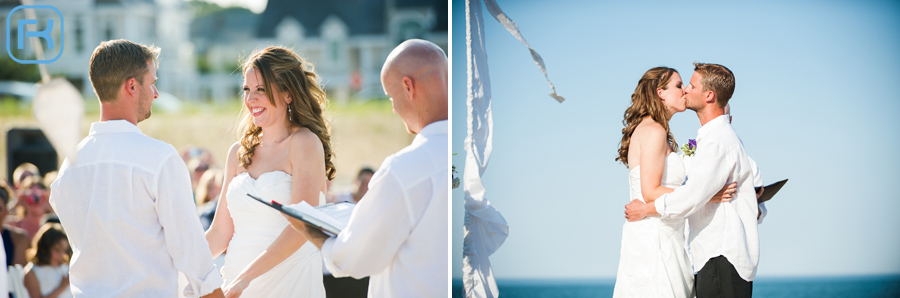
6, 128, 58, 186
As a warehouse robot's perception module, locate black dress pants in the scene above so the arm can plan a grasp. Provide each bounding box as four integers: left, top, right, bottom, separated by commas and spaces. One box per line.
695, 255, 753, 298
323, 274, 369, 298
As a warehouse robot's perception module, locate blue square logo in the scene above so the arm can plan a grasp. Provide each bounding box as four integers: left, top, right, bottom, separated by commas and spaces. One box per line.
6, 5, 64, 64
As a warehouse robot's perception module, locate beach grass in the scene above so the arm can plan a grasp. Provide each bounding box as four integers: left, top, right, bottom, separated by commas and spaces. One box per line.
0, 97, 413, 191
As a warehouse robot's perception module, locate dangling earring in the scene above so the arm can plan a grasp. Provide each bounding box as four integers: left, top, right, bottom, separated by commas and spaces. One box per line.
288, 105, 292, 122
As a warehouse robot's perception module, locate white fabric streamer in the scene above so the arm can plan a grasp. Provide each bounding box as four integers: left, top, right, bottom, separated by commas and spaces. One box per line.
463, 0, 506, 297
33, 78, 84, 165
482, 0, 565, 103
464, 1, 564, 297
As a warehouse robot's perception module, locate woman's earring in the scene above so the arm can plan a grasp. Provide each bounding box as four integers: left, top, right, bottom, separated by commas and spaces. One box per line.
288, 105, 292, 121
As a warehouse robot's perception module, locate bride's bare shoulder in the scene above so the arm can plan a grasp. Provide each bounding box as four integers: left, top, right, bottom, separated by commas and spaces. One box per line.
633, 117, 665, 140
288, 127, 323, 154
225, 141, 245, 174
226, 142, 241, 161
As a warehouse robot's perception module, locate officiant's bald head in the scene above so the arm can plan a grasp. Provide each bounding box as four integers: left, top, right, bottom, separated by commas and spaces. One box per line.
381, 39, 448, 134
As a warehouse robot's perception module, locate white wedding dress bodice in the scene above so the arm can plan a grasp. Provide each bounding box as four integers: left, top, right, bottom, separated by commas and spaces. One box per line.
614, 152, 693, 298
628, 152, 686, 203
222, 171, 325, 297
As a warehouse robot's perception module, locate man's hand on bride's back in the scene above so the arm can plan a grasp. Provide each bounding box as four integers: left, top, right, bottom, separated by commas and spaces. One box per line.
710, 182, 737, 203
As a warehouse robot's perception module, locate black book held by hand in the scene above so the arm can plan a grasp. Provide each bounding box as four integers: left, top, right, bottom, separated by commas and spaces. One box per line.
755, 179, 787, 203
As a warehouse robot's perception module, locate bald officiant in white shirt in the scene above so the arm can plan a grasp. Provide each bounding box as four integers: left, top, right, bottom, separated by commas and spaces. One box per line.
50, 40, 224, 298
284, 39, 448, 298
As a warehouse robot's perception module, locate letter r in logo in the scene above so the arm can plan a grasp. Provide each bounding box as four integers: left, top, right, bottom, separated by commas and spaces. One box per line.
18, 19, 55, 50
5, 5, 64, 64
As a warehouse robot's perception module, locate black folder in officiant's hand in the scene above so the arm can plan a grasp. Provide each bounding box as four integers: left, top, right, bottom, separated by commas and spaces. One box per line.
754, 179, 787, 203
246, 194, 348, 235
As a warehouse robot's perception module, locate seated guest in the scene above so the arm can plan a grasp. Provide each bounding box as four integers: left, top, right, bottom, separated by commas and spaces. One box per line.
195, 169, 223, 231
12, 163, 40, 190
15, 176, 49, 241
182, 147, 215, 193
187, 158, 211, 196
0, 181, 29, 267
42, 172, 59, 216
23, 223, 72, 298
327, 167, 375, 204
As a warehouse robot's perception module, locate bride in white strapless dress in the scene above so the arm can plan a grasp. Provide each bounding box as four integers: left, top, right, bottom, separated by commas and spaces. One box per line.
613, 67, 693, 297
614, 153, 693, 297
221, 171, 326, 297
206, 46, 336, 298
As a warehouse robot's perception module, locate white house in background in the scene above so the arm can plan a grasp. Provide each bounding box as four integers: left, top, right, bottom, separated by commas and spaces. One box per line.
192, 0, 448, 104
0, 0, 198, 101
189, 6, 257, 104
1, 0, 447, 104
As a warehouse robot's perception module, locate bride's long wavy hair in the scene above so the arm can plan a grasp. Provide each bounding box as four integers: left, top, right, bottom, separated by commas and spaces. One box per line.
237, 46, 336, 180
616, 67, 679, 167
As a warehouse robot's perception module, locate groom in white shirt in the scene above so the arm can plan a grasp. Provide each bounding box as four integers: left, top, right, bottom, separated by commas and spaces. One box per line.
626, 63, 758, 298
50, 40, 224, 298
724, 104, 768, 224
284, 39, 449, 298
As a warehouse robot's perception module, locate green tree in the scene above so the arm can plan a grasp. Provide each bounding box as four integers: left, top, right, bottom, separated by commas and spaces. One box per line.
0, 55, 41, 82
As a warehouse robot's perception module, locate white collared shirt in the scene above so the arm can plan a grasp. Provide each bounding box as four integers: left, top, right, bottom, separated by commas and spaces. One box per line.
655, 115, 760, 281
748, 157, 767, 224
321, 120, 449, 298
50, 120, 223, 297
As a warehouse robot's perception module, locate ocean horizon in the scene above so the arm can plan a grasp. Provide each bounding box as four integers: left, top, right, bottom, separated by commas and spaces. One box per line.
451, 275, 900, 298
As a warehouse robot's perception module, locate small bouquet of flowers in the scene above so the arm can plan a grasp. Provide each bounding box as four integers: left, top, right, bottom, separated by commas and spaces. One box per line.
680, 139, 697, 157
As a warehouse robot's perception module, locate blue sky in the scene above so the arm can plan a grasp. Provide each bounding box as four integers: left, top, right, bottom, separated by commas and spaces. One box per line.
451, 0, 900, 279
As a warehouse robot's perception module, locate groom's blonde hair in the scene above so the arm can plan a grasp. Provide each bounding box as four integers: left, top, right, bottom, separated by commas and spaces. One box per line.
693, 62, 735, 108
89, 39, 160, 102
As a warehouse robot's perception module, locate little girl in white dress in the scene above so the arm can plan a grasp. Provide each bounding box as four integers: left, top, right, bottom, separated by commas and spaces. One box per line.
23, 223, 72, 298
